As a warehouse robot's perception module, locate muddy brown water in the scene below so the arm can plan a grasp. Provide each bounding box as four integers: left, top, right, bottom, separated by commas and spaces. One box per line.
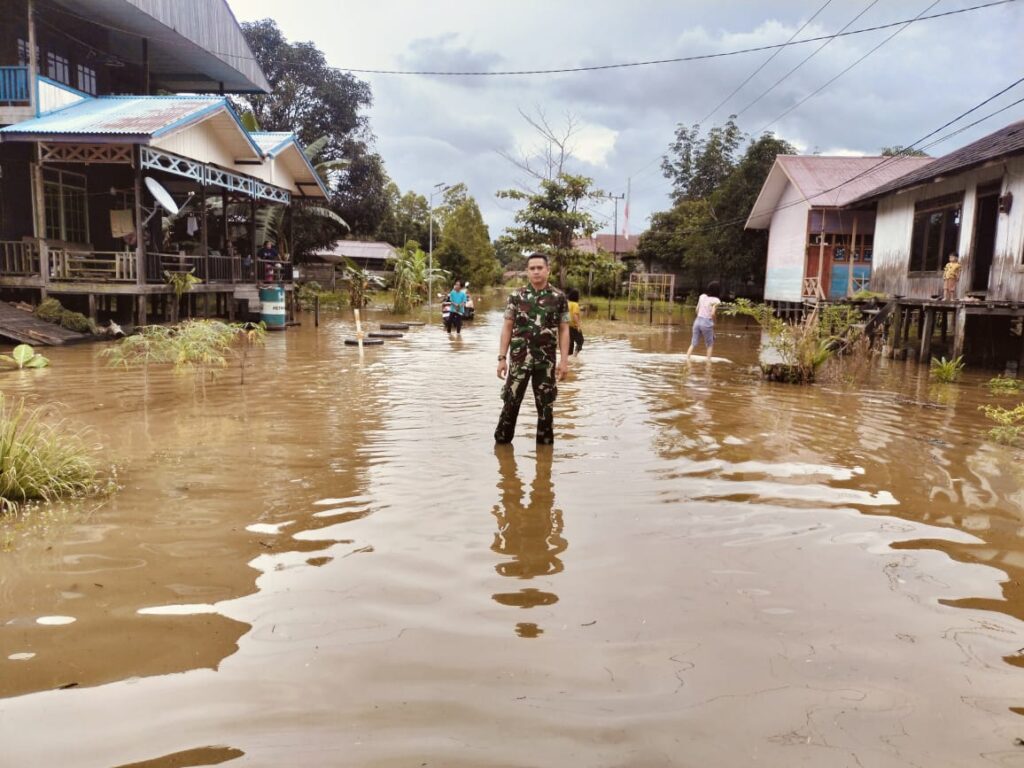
2, 297, 1024, 767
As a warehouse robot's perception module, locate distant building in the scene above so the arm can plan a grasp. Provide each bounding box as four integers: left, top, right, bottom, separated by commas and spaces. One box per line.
573, 233, 641, 262
745, 155, 933, 304
311, 241, 398, 275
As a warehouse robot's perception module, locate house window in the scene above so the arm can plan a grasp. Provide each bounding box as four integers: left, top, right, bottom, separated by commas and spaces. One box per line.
46, 52, 71, 84
17, 39, 39, 67
42, 168, 89, 244
909, 193, 962, 273
76, 64, 96, 95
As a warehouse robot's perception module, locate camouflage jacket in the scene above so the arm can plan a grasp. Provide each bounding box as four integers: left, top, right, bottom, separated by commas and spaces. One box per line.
504, 284, 569, 363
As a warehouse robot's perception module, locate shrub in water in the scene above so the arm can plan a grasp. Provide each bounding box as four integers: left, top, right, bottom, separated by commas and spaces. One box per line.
0, 393, 96, 513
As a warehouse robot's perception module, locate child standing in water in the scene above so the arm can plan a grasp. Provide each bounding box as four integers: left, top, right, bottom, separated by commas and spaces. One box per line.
686, 281, 721, 361
943, 252, 961, 300
566, 287, 584, 355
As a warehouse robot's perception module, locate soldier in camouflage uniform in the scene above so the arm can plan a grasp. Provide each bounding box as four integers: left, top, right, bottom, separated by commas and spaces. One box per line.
495, 253, 570, 444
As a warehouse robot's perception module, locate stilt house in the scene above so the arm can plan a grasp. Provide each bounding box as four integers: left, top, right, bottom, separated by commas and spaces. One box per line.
746, 155, 933, 307
0, 0, 327, 327
848, 120, 1024, 367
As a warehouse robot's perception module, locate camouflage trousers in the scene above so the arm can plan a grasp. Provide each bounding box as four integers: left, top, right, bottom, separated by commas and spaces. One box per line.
494, 357, 558, 444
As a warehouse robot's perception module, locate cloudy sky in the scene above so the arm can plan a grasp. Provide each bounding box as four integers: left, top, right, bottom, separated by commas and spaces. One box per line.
231, 0, 1024, 240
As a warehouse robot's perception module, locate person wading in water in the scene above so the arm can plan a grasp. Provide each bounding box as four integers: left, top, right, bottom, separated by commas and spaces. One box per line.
495, 253, 570, 445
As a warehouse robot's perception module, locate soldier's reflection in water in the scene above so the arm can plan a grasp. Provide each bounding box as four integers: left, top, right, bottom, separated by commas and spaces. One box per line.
491, 444, 567, 637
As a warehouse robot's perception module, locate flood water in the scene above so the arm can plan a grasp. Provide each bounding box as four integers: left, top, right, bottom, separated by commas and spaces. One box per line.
2, 294, 1024, 767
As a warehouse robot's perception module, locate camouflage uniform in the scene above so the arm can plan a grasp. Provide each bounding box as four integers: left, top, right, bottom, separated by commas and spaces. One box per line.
495, 284, 569, 444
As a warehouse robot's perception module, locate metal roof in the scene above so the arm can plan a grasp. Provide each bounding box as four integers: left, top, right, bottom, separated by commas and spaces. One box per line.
314, 241, 398, 262
249, 132, 294, 156
848, 119, 1024, 204
0, 95, 224, 137
746, 155, 935, 229
48, 0, 270, 94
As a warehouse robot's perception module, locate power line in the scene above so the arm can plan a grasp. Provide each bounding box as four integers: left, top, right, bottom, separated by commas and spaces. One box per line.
759, 0, 941, 132
700, 0, 835, 125
735, 0, 880, 118
668, 76, 1024, 239
340, 1, 1014, 76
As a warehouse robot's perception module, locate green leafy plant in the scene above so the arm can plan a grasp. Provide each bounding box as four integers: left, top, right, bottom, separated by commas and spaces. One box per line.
985, 376, 1024, 395
340, 258, 386, 308
33, 297, 96, 334
164, 269, 202, 322
390, 241, 448, 313
980, 402, 1024, 446
0, 344, 49, 369
0, 393, 96, 513
930, 355, 964, 383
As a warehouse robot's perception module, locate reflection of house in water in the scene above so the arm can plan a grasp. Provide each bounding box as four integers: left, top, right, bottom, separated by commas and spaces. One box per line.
490, 448, 566, 633
0, 0, 327, 329
746, 155, 933, 309
848, 120, 1024, 368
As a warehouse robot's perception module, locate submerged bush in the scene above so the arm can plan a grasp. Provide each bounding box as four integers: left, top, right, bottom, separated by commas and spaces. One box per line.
980, 402, 1024, 446
0, 394, 96, 513
930, 355, 964, 383
985, 376, 1024, 395
33, 297, 96, 334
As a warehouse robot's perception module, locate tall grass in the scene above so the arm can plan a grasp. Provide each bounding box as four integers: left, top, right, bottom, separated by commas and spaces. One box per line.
0, 394, 96, 513
930, 355, 964, 383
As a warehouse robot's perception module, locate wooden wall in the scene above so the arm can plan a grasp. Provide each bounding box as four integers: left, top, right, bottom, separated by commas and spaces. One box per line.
870, 156, 1024, 301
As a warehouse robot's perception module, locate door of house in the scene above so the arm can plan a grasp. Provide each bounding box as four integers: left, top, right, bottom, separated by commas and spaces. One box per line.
971, 184, 1000, 293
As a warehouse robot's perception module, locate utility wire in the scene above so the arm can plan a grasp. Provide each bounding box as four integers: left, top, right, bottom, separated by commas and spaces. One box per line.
735, 0, 879, 118
340, 1, 1013, 76
700, 0, 835, 125
666, 76, 1024, 239
759, 0, 941, 132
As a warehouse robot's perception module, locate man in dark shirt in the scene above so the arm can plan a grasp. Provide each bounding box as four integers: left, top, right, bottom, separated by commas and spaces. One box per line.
495, 253, 570, 445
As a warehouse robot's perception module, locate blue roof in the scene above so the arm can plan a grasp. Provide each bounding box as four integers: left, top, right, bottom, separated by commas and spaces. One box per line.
0, 95, 263, 157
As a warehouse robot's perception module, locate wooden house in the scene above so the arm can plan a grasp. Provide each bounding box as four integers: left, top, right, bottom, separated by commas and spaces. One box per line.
848, 120, 1024, 367
0, 0, 326, 327
746, 155, 933, 307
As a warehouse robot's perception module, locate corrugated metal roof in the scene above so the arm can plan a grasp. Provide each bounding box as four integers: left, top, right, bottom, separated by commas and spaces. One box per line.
314, 241, 398, 261
572, 233, 641, 254
849, 119, 1024, 203
778, 155, 935, 207
0, 95, 225, 137
249, 131, 294, 156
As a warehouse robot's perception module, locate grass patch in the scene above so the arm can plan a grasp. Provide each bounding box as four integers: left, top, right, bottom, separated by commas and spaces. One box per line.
34, 297, 97, 334
985, 376, 1024, 395
0, 393, 97, 514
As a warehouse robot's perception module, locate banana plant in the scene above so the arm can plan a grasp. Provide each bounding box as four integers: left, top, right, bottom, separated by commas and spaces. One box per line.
1, 344, 50, 369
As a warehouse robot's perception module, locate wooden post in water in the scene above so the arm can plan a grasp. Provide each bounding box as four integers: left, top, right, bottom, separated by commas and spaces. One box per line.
953, 305, 967, 361
889, 303, 903, 358
354, 308, 364, 355
315, 294, 320, 327
919, 308, 935, 362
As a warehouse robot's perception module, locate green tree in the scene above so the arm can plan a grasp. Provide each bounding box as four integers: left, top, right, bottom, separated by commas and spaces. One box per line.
376, 183, 430, 247
237, 20, 388, 243
497, 174, 602, 287
438, 197, 499, 287
662, 117, 744, 203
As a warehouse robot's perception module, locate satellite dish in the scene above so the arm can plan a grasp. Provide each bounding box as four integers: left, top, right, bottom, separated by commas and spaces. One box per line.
144, 176, 179, 216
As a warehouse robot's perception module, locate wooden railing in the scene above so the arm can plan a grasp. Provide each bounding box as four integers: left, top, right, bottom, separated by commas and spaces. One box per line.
0, 66, 29, 104
802, 276, 824, 299
49, 249, 136, 282
0, 240, 39, 275
852, 275, 870, 293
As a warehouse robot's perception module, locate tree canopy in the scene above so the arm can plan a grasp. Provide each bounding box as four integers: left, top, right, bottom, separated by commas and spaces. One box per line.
436, 197, 499, 288
236, 19, 389, 245
497, 174, 603, 287
639, 122, 796, 293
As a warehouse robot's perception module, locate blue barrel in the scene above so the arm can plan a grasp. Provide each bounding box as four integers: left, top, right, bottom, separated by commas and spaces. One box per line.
259, 285, 286, 329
